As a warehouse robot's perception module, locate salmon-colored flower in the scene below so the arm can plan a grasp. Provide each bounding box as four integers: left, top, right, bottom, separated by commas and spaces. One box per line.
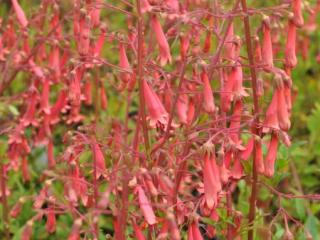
255, 139, 265, 174
277, 87, 291, 131
151, 15, 172, 66
137, 185, 157, 225
241, 138, 254, 160
78, 15, 90, 56
285, 20, 297, 68
263, 89, 280, 133
90, 0, 102, 27
177, 92, 189, 124
143, 79, 168, 128
21, 86, 38, 127
91, 140, 106, 179
261, 17, 273, 68
11, 0, 28, 28
21, 221, 33, 240
264, 133, 279, 177
41, 79, 51, 115
201, 70, 215, 113
203, 151, 221, 209
292, 0, 304, 27
68, 219, 82, 240
188, 219, 203, 240
141, 0, 152, 13
119, 42, 131, 84
46, 208, 56, 233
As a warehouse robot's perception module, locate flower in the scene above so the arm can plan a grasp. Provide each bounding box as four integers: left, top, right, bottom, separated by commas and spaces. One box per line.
151, 15, 172, 66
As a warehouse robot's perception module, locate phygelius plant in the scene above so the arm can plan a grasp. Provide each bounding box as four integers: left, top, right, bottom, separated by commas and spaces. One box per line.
0, 0, 320, 239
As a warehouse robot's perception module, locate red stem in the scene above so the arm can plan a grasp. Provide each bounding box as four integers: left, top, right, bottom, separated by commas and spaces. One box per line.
136, 0, 150, 159
240, 1, 261, 240
1, 159, 9, 240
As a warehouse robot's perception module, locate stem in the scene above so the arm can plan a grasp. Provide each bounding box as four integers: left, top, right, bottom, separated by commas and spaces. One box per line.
240, 1, 261, 240
136, 0, 150, 159
226, 189, 233, 240
1, 159, 9, 240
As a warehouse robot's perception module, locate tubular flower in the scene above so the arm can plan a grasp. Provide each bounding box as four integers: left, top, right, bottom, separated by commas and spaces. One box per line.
285, 20, 298, 68
119, 42, 131, 84
292, 0, 304, 27
264, 133, 279, 177
263, 89, 279, 133
137, 185, 157, 225
11, 0, 28, 28
143, 79, 169, 128
201, 70, 215, 113
261, 16, 273, 68
21, 86, 38, 127
255, 139, 265, 174
151, 15, 172, 66
203, 151, 221, 209
188, 219, 203, 240
141, 0, 152, 13
91, 140, 106, 179
277, 87, 291, 131
177, 92, 189, 124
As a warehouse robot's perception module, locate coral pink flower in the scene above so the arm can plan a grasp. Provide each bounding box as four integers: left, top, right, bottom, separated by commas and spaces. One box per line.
188, 219, 203, 240
46, 208, 56, 233
49, 45, 61, 80
143, 79, 168, 127
255, 140, 265, 174
137, 185, 157, 225
91, 140, 106, 179
68, 219, 82, 240
231, 154, 244, 180
50, 89, 68, 124
241, 138, 254, 160
69, 69, 82, 107
221, 70, 234, 112
292, 0, 304, 27
180, 35, 190, 60
231, 64, 248, 98
119, 42, 131, 84
285, 20, 297, 68
41, 79, 51, 115
201, 70, 215, 113
166, 0, 180, 12
21, 221, 33, 240
203, 152, 221, 209
261, 17, 273, 68
90, 0, 102, 27
141, 0, 152, 13
224, 22, 235, 60
10, 200, 23, 218
83, 80, 92, 105
263, 89, 279, 133
93, 27, 106, 57
21, 86, 38, 127
277, 87, 291, 131
177, 92, 189, 124
78, 15, 90, 55
11, 0, 28, 28
264, 133, 279, 177
151, 15, 172, 66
